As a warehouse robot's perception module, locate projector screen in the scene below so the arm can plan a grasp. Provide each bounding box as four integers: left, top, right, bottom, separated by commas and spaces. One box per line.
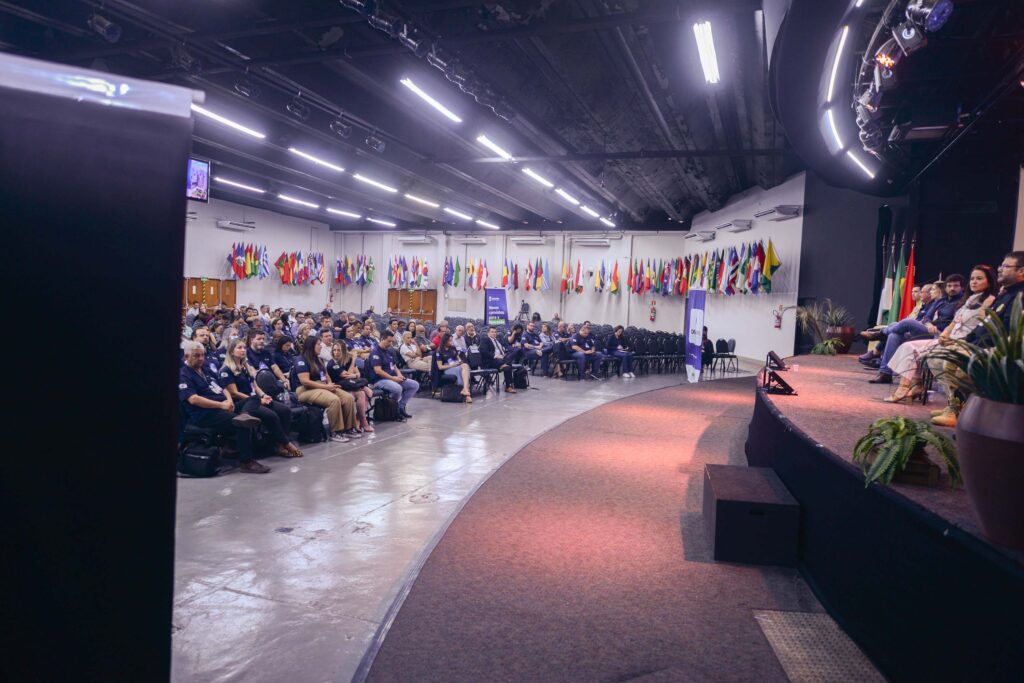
186, 157, 209, 203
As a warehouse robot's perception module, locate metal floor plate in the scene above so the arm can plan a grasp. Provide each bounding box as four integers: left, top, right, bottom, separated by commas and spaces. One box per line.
754, 610, 887, 683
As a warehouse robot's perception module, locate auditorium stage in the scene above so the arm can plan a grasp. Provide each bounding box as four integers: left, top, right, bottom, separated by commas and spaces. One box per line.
745, 354, 1023, 683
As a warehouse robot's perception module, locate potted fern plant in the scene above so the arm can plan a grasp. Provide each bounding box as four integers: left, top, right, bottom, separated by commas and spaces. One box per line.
853, 416, 960, 487
793, 299, 853, 354
928, 296, 1024, 549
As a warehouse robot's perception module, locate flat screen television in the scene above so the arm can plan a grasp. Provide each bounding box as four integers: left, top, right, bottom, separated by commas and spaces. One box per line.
186, 157, 210, 202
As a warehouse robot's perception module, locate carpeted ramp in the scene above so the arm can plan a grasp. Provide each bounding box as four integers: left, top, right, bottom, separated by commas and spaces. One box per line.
365, 378, 824, 683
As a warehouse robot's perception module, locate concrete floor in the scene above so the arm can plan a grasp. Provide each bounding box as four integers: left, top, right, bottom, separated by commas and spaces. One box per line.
171, 364, 759, 683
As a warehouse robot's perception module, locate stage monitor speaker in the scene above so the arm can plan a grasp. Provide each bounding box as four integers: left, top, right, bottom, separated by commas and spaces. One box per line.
767, 351, 787, 371
762, 369, 796, 395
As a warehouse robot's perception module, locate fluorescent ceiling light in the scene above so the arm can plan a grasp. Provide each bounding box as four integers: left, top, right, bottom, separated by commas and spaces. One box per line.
190, 103, 265, 139
278, 194, 320, 209
476, 219, 500, 229
827, 26, 850, 103
443, 207, 473, 221
846, 150, 876, 179
288, 147, 345, 172
855, 0, 865, 6
400, 77, 462, 123
522, 167, 554, 188
693, 21, 721, 84
476, 134, 513, 160
599, 217, 616, 227
327, 208, 361, 219
214, 176, 265, 193
580, 205, 600, 218
367, 217, 396, 227
826, 108, 843, 150
555, 188, 580, 205
405, 193, 440, 208
353, 173, 398, 193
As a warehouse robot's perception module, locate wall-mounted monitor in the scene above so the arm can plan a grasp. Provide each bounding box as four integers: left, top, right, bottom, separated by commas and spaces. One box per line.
186, 157, 210, 202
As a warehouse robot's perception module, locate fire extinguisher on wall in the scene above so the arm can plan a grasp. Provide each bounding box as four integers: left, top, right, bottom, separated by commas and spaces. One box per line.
649, 300, 657, 323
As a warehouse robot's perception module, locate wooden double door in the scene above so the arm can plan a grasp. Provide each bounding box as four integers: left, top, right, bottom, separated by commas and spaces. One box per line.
183, 277, 237, 309
387, 288, 436, 323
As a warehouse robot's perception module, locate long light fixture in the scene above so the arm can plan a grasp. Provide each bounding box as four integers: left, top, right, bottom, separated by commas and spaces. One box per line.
827, 26, 850, 103
599, 217, 616, 228
475, 219, 500, 230
288, 147, 345, 172
522, 167, 554, 188
555, 188, 580, 205
443, 207, 473, 221
353, 173, 398, 193
404, 193, 440, 208
214, 176, 265, 193
367, 217, 396, 227
846, 150, 876, 179
826, 108, 844, 150
693, 21, 721, 84
327, 208, 361, 219
476, 134, 513, 160
580, 205, 601, 218
399, 77, 462, 123
278, 194, 320, 209
190, 103, 265, 139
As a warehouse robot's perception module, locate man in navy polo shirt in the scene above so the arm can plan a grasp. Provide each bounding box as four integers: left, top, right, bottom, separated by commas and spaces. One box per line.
179, 341, 269, 474
369, 329, 419, 420
246, 329, 288, 385
570, 322, 604, 380
522, 320, 549, 374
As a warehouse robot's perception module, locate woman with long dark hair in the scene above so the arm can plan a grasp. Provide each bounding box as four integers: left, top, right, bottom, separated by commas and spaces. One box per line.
434, 332, 472, 403
294, 335, 360, 442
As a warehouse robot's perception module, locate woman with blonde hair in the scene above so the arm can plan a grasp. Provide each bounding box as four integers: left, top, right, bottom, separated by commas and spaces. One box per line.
400, 331, 431, 372
328, 341, 374, 433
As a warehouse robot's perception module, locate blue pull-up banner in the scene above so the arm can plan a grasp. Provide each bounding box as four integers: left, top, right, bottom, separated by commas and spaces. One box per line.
485, 288, 509, 327
684, 289, 706, 383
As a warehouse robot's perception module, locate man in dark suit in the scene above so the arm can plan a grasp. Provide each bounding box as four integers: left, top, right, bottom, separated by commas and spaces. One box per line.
479, 326, 517, 393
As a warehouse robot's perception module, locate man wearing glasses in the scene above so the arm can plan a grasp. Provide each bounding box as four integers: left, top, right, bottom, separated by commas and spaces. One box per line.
966, 251, 1024, 345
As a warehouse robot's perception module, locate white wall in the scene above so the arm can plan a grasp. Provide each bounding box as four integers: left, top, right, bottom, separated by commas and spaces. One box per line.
184, 174, 806, 359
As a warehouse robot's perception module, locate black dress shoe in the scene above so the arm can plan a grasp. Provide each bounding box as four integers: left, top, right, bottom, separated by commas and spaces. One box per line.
400, 407, 413, 419
859, 329, 883, 341
868, 373, 893, 384
863, 359, 881, 369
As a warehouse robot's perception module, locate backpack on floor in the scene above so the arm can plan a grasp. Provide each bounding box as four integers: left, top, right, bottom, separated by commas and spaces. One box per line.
177, 443, 221, 478
439, 384, 464, 403
513, 367, 530, 390
294, 405, 328, 443
373, 395, 401, 422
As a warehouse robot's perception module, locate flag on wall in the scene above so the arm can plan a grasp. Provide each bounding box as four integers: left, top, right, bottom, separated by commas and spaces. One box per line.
760, 239, 782, 294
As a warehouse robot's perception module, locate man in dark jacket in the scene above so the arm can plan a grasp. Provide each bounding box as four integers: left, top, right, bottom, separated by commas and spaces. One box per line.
479, 326, 517, 392
965, 251, 1024, 345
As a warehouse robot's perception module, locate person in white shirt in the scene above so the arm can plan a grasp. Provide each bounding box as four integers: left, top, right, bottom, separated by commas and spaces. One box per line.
400, 331, 432, 372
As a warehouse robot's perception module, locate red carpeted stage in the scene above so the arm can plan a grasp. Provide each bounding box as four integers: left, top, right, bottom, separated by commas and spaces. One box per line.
746, 354, 1023, 683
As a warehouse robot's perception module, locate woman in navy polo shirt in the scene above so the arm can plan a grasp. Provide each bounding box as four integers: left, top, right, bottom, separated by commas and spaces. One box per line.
605, 325, 636, 377
219, 339, 303, 458
329, 341, 374, 433
434, 332, 472, 403
273, 335, 296, 375
294, 336, 360, 442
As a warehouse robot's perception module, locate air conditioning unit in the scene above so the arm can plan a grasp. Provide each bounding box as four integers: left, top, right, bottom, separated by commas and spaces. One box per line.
715, 219, 752, 233
753, 205, 802, 221
451, 236, 488, 245
572, 239, 611, 247
396, 235, 434, 244
509, 236, 549, 245
216, 219, 256, 232
684, 231, 716, 242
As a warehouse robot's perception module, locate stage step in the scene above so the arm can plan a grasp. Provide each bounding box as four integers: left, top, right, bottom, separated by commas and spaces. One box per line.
703, 464, 799, 567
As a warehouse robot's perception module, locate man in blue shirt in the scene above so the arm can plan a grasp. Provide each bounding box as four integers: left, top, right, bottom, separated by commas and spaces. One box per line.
570, 322, 604, 380
521, 321, 549, 375
369, 330, 419, 420
179, 341, 269, 474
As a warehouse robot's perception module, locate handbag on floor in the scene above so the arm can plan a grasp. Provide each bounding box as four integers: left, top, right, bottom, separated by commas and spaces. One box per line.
177, 443, 220, 478
513, 367, 530, 389
439, 384, 464, 403
294, 405, 328, 443
373, 395, 401, 422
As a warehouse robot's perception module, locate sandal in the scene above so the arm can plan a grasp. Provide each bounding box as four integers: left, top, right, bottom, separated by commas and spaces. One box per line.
462, 392, 473, 403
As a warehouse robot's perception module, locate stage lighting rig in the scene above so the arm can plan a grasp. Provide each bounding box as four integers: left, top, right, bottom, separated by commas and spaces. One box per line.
398, 25, 431, 58
893, 21, 927, 56
339, 0, 375, 15
233, 76, 260, 99
286, 94, 311, 121
87, 14, 122, 43
906, 0, 955, 33
365, 135, 386, 154
368, 12, 403, 39
330, 117, 353, 138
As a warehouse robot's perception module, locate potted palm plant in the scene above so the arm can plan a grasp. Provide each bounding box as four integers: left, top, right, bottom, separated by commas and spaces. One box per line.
853, 416, 960, 487
822, 301, 855, 353
928, 296, 1024, 549
793, 298, 854, 354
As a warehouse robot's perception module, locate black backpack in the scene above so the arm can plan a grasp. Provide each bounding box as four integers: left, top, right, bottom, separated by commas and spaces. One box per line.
177, 443, 221, 478
294, 405, 328, 443
439, 383, 464, 403
373, 395, 401, 421
513, 366, 529, 389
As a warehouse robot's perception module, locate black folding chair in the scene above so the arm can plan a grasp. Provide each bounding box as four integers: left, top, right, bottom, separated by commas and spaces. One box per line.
466, 349, 498, 395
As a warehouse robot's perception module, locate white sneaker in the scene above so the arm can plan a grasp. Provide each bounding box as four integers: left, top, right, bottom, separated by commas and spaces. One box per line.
330, 432, 350, 443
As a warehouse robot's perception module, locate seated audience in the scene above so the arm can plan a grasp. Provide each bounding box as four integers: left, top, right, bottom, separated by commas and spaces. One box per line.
387, 318, 402, 336
965, 251, 1024, 346
328, 341, 374, 433
538, 322, 556, 376
219, 339, 302, 458
273, 335, 296, 376
369, 330, 419, 420
570, 322, 604, 380
430, 320, 450, 349
248, 330, 288, 385
363, 320, 381, 342
318, 328, 335, 365
521, 321, 549, 375
479, 325, 518, 392
179, 341, 269, 474
400, 331, 432, 372
452, 325, 468, 354
405, 320, 417, 336
554, 321, 570, 341
434, 333, 472, 403
859, 283, 938, 363
294, 336, 361, 442
701, 327, 715, 369
464, 322, 479, 348
606, 325, 636, 377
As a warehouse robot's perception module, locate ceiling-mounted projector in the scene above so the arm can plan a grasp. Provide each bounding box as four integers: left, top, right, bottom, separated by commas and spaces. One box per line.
216, 219, 256, 232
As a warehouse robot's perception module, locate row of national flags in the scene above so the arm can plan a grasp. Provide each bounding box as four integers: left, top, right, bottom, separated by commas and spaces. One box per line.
623, 239, 782, 297
875, 232, 917, 325
334, 255, 375, 287
388, 255, 430, 289
441, 256, 490, 290
227, 243, 270, 280
274, 251, 325, 286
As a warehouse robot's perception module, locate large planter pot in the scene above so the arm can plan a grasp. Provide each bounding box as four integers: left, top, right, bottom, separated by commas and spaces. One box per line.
956, 396, 1024, 549
826, 326, 856, 354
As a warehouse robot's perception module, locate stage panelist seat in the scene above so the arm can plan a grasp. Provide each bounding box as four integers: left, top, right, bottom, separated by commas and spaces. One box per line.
703, 464, 799, 567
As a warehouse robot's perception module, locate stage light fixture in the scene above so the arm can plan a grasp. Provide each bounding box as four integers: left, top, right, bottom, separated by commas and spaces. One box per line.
398, 26, 431, 58
288, 147, 345, 173
859, 125, 885, 154
365, 135, 386, 154
426, 48, 452, 72
190, 104, 266, 139
599, 217, 616, 228
906, 0, 954, 33
555, 188, 580, 205
846, 150, 876, 179
330, 118, 353, 138
87, 14, 122, 43
279, 194, 320, 209
233, 77, 260, 99
339, 0, 373, 14
443, 207, 473, 221
476, 134, 513, 160
826, 26, 850, 102
171, 44, 201, 74
874, 64, 898, 92
580, 205, 601, 218
215, 177, 265, 193
874, 38, 901, 69
353, 173, 397, 192
366, 217, 396, 227
400, 77, 462, 123
693, 21, 721, 84
367, 12, 403, 38
522, 168, 554, 188
327, 208, 361, 219
476, 219, 500, 230
405, 193, 439, 208
286, 95, 311, 121
893, 22, 927, 56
